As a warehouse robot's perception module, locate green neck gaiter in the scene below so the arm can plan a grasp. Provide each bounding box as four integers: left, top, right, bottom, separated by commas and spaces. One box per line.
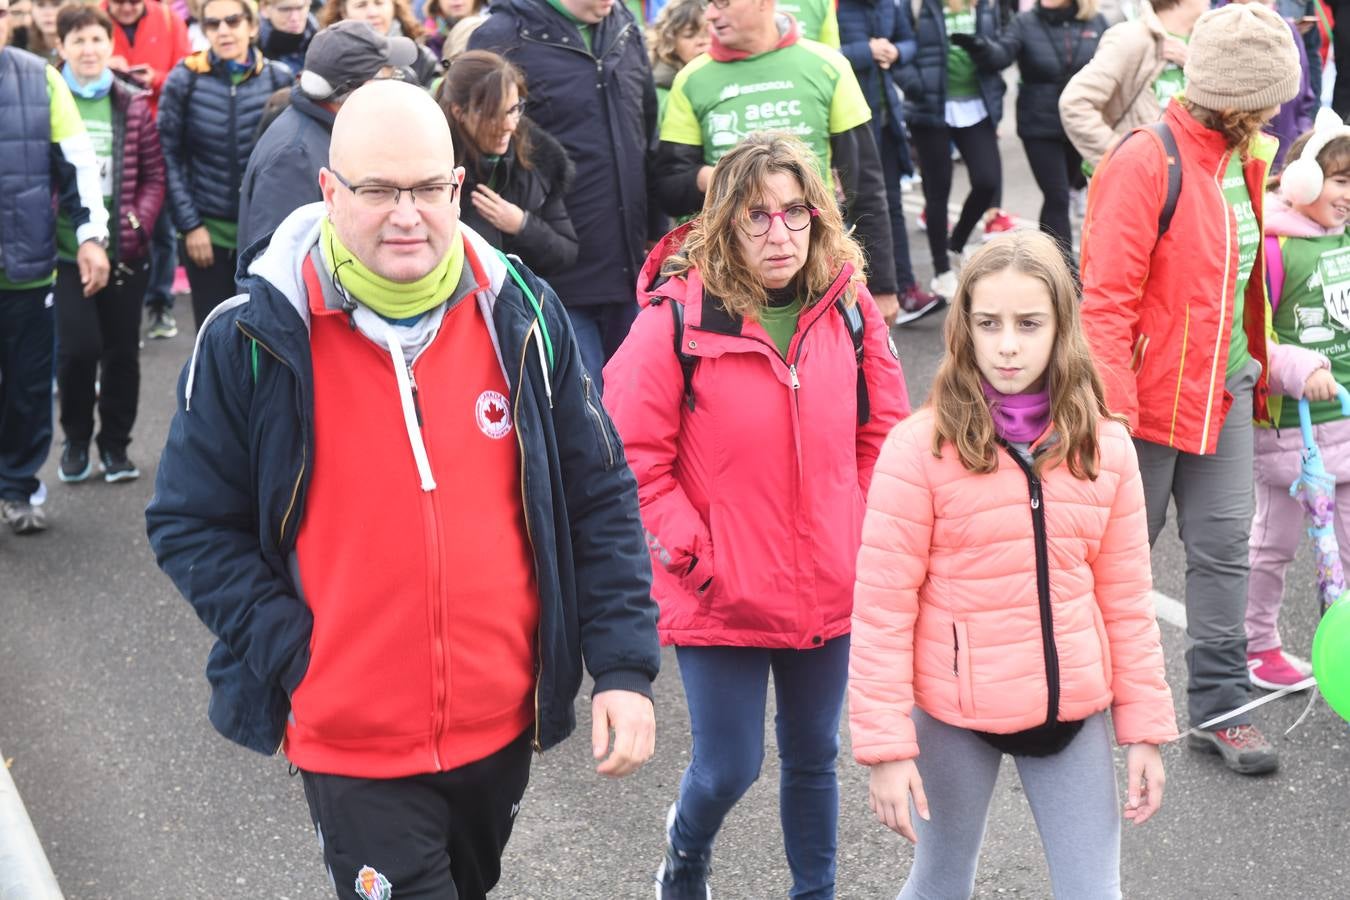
321, 217, 465, 320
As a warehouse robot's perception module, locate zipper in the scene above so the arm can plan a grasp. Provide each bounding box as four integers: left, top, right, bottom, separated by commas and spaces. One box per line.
424, 482, 447, 771
951, 623, 959, 675
582, 373, 615, 468
408, 366, 424, 427
228, 83, 239, 203
235, 322, 306, 548
998, 441, 1060, 727
514, 328, 545, 752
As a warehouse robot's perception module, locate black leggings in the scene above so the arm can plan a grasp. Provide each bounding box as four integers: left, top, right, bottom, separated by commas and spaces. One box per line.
911, 117, 1002, 272
1022, 135, 1086, 260
55, 259, 149, 455
181, 240, 239, 331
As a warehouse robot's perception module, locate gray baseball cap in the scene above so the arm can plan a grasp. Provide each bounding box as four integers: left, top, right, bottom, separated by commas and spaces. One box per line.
302, 20, 419, 98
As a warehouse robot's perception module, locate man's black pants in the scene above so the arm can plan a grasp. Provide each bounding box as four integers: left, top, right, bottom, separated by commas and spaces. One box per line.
300, 729, 533, 900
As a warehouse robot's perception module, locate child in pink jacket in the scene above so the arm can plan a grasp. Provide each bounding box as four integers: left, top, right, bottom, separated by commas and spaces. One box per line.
1248, 115, 1350, 690
850, 230, 1177, 898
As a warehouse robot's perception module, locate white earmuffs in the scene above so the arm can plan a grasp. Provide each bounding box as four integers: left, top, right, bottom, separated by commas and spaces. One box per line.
1281, 107, 1350, 206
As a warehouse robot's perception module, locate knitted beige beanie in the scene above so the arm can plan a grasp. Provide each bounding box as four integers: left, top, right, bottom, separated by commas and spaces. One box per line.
1183, 3, 1301, 112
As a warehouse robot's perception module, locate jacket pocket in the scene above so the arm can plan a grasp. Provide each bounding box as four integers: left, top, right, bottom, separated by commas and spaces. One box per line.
953, 619, 975, 718
1129, 332, 1150, 374
581, 372, 618, 471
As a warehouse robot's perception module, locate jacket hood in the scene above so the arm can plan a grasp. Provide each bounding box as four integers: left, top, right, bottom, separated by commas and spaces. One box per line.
1263, 190, 1346, 238
184, 49, 268, 78
652, 59, 679, 90
708, 13, 798, 62
636, 221, 696, 308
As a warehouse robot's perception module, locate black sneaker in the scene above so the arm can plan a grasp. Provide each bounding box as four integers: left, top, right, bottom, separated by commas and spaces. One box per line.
1, 499, 47, 534
58, 441, 93, 483
1188, 724, 1279, 775
100, 450, 140, 483
655, 804, 711, 899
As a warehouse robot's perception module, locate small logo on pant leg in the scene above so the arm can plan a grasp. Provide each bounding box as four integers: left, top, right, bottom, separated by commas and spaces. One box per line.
355, 866, 392, 900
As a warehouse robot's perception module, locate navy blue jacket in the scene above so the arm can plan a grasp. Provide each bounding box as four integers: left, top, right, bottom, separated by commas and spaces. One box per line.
838, 0, 917, 139
896, 0, 1007, 129
237, 87, 333, 249
145, 207, 661, 757
157, 51, 292, 234
469, 0, 659, 307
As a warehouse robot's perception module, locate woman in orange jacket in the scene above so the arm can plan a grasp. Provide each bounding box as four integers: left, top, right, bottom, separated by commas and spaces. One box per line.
851, 231, 1176, 898
1078, 3, 1301, 775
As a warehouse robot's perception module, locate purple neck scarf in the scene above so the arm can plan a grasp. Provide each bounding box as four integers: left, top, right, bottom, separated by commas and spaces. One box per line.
982, 380, 1052, 443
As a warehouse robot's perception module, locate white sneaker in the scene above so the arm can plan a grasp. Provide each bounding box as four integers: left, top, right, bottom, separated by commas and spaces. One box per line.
930, 270, 958, 300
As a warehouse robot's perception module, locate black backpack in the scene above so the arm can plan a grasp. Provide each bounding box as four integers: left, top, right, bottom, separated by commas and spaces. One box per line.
1116, 120, 1183, 239
653, 289, 871, 426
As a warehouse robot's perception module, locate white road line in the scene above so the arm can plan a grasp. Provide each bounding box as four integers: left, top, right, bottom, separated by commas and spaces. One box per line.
1151, 589, 1312, 672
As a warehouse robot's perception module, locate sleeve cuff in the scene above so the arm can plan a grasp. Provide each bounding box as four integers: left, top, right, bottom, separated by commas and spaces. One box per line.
592, 668, 655, 700
75, 222, 110, 246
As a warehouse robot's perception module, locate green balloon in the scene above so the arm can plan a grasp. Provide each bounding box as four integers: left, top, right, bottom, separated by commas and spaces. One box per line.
1313, 599, 1350, 723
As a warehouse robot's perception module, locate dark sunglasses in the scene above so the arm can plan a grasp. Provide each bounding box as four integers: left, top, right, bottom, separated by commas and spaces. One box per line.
107, 0, 145, 6
202, 12, 248, 30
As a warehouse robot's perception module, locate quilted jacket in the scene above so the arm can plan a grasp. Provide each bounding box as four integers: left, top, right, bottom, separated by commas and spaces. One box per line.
849, 408, 1177, 765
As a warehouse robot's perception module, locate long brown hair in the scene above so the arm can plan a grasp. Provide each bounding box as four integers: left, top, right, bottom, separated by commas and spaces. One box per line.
1182, 97, 1272, 158
436, 50, 533, 172
930, 230, 1112, 479
661, 133, 867, 319
319, 0, 422, 40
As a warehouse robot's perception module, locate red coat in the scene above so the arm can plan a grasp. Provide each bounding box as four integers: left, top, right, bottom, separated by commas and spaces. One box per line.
603, 229, 909, 649
1079, 101, 1274, 455
103, 0, 190, 114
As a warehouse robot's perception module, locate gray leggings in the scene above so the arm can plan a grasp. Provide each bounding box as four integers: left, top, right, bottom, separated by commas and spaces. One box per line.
898, 709, 1121, 900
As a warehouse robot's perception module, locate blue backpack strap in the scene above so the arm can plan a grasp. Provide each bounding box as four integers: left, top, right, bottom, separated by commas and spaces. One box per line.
835, 297, 869, 426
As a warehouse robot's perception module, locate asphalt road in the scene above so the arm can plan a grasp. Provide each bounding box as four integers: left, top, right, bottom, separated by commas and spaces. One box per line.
2, 126, 1347, 899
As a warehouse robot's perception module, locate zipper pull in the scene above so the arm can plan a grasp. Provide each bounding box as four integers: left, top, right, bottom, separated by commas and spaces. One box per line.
1031, 479, 1042, 510
788, 364, 800, 390
408, 366, 424, 428
952, 623, 959, 675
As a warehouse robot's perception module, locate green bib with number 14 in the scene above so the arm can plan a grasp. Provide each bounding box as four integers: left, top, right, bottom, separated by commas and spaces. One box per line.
1273, 232, 1350, 428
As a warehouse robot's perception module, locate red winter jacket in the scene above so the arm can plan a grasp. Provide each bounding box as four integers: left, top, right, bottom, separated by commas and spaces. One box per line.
103, 0, 190, 114
1079, 101, 1274, 455
603, 229, 910, 649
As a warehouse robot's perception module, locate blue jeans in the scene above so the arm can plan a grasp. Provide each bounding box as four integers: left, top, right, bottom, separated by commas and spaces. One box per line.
0, 286, 55, 500
671, 635, 850, 900
565, 302, 637, 391
145, 212, 177, 311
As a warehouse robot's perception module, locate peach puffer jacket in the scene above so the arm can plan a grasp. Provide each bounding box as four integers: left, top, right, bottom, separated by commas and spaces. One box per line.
849, 409, 1178, 765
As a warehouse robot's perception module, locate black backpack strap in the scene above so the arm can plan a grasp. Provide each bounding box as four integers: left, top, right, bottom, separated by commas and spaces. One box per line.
1117, 121, 1182, 240
660, 298, 698, 412
835, 297, 869, 426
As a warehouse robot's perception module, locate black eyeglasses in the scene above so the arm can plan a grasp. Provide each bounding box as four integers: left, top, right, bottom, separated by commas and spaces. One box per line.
201, 12, 248, 31
502, 100, 526, 120
743, 204, 819, 237
331, 170, 461, 209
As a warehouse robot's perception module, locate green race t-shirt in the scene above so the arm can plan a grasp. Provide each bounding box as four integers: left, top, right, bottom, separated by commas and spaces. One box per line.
1223, 152, 1259, 378
757, 296, 804, 357
1272, 233, 1350, 427
661, 40, 872, 177
201, 216, 239, 250
944, 7, 979, 100
57, 93, 114, 262
1152, 33, 1188, 108
777, 0, 840, 47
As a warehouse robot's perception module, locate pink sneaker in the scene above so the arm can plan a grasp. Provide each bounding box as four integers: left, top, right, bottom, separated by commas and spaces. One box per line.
982, 210, 1017, 241
1247, 647, 1313, 691
172, 265, 190, 296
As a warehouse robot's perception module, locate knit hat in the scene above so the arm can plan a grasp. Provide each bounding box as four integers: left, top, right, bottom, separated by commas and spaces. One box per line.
1183, 3, 1301, 112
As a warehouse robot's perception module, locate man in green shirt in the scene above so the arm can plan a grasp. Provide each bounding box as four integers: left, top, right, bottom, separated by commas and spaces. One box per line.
652, 0, 899, 322
0, 0, 110, 534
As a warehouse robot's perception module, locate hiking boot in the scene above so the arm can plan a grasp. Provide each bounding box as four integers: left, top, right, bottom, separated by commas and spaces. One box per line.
58, 441, 93, 483
100, 450, 140, 483
147, 307, 178, 340
655, 805, 711, 899
1, 499, 48, 534
1188, 724, 1279, 775
1248, 647, 1314, 691
895, 284, 945, 326
982, 210, 1017, 241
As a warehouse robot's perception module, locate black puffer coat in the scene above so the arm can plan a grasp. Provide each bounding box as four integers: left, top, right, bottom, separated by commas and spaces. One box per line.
982, 2, 1105, 141
895, 0, 1007, 129
158, 50, 292, 235
469, 0, 658, 307
459, 122, 578, 277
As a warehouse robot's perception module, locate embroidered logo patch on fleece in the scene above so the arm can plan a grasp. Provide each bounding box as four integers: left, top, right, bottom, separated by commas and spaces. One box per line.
476, 390, 512, 439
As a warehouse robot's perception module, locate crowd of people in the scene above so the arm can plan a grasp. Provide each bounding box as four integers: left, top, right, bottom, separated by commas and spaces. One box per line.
2, 0, 1350, 895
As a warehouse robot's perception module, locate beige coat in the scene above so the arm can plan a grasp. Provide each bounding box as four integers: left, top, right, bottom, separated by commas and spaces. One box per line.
1058, 4, 1169, 167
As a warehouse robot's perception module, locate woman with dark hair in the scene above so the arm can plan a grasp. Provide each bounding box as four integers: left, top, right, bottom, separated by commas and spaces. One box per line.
604, 133, 908, 899
437, 50, 578, 275
1080, 2, 1301, 777
421, 0, 482, 58
158, 0, 291, 329
52, 3, 165, 484
319, 0, 440, 82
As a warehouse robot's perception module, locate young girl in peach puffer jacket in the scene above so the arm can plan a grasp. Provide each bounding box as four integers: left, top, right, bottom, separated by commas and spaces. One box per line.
849, 230, 1177, 899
